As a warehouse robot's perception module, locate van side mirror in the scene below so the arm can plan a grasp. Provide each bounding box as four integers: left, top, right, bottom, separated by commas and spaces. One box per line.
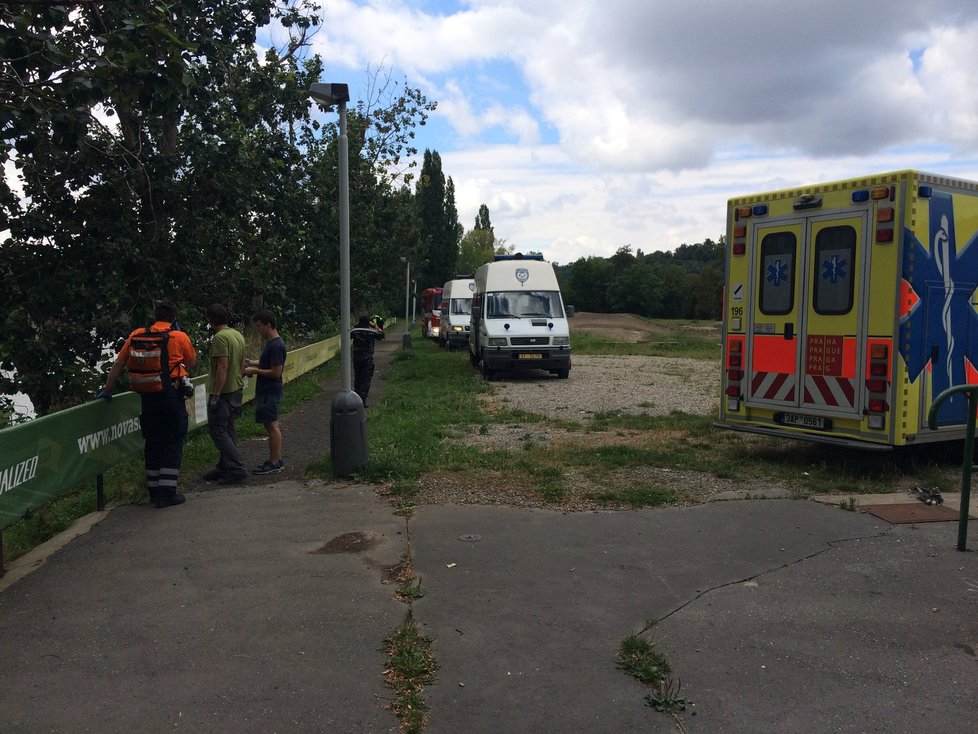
566, 305, 575, 318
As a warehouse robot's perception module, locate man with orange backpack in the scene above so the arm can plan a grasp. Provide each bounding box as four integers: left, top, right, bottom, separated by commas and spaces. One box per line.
98, 300, 197, 508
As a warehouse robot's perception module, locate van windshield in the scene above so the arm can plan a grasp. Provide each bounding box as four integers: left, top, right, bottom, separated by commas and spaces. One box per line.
451, 298, 472, 315
486, 291, 564, 319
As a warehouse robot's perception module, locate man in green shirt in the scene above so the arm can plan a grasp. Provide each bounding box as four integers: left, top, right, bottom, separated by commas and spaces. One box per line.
203, 303, 248, 484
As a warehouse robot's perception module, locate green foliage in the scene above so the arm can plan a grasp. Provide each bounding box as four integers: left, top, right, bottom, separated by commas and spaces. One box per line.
557, 239, 724, 320
457, 228, 496, 274
571, 326, 721, 361
307, 339, 488, 483
384, 610, 437, 734
0, 1, 438, 416
645, 678, 688, 713
474, 203, 493, 233
415, 150, 462, 288
618, 633, 672, 686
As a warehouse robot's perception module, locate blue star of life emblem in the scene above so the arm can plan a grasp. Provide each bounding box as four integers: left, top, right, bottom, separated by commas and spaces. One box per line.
821, 255, 847, 284
900, 191, 978, 425
767, 259, 788, 286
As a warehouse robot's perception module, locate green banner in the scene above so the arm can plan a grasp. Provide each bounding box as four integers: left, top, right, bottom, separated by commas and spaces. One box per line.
0, 330, 346, 530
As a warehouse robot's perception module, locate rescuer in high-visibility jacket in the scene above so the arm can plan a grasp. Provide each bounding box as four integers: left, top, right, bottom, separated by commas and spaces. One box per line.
98, 300, 197, 509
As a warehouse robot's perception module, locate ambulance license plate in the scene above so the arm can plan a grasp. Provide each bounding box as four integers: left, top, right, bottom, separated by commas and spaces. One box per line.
518, 353, 542, 360
775, 412, 831, 431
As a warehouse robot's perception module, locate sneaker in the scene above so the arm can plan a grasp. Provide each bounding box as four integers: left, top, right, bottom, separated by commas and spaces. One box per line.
202, 468, 225, 481
253, 460, 285, 475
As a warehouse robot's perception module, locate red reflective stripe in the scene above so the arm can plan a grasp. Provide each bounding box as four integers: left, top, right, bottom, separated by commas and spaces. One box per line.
812, 376, 837, 406
752, 335, 797, 372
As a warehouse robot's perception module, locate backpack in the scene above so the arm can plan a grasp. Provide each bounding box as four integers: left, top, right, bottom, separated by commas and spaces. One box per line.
126, 328, 173, 393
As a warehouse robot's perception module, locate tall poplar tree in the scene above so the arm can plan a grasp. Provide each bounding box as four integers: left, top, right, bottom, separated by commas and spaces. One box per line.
415, 149, 461, 288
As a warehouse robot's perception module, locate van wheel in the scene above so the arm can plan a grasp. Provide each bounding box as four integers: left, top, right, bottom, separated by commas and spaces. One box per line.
480, 356, 494, 381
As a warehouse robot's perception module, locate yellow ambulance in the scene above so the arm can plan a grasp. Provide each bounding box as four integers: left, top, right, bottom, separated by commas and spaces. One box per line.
717, 170, 978, 449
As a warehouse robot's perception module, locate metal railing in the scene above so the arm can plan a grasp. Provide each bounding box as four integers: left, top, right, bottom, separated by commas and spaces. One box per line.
927, 385, 976, 551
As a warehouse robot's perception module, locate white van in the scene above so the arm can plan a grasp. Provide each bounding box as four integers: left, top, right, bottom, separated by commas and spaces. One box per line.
469, 254, 571, 379
439, 276, 475, 350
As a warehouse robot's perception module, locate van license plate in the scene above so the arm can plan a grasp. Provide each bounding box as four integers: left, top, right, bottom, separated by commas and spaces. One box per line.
775, 412, 830, 430
518, 353, 543, 360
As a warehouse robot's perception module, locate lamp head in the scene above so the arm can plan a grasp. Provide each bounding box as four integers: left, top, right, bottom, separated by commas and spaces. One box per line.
309, 82, 350, 106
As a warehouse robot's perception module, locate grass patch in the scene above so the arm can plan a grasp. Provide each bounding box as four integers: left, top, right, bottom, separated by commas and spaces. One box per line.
384, 610, 437, 734
619, 625, 690, 717
618, 631, 672, 686
572, 323, 720, 360
308, 340, 489, 487
1, 360, 340, 563
318, 324, 965, 511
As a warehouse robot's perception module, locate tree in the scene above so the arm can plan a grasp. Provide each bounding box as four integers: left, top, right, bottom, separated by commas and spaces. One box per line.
415, 149, 461, 288
474, 203, 493, 233
0, 0, 435, 414
457, 229, 495, 274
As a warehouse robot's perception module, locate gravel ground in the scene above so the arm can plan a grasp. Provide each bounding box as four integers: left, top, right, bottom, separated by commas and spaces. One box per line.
412, 353, 801, 510
490, 354, 720, 420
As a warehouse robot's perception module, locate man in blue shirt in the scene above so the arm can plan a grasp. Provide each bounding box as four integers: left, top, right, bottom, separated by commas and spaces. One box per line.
243, 310, 287, 474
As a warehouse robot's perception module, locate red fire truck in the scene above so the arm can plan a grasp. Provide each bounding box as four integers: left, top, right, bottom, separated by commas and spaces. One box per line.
421, 287, 443, 340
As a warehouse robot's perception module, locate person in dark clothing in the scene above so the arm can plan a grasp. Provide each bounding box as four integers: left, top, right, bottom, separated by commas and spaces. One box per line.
351, 314, 384, 407
243, 309, 286, 474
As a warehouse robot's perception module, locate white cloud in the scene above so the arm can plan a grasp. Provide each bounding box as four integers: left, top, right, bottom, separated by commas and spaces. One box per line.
311, 0, 978, 258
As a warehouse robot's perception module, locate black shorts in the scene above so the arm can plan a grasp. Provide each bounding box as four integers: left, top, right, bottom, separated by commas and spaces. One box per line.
255, 390, 282, 423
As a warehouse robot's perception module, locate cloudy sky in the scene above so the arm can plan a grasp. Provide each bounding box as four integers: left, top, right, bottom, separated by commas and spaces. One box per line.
278, 0, 978, 264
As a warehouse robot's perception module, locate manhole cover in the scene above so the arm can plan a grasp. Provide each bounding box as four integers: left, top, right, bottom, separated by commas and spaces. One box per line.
458, 534, 482, 542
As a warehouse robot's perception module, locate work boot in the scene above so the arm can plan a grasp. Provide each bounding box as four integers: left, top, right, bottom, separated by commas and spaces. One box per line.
147, 488, 159, 505
156, 491, 186, 509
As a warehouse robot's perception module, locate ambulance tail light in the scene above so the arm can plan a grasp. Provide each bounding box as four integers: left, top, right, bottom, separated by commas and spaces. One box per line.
725, 339, 745, 409
867, 379, 887, 393
731, 221, 747, 256
866, 343, 891, 430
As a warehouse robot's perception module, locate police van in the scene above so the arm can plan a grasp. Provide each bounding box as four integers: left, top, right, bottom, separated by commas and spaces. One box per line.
439, 275, 475, 350
469, 254, 571, 379
717, 169, 978, 449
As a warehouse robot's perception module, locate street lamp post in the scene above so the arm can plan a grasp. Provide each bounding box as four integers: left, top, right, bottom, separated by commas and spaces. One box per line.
309, 81, 368, 477
400, 256, 412, 349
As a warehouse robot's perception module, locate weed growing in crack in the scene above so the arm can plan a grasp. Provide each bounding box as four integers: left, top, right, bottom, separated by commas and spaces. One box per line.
397, 576, 425, 601
384, 610, 437, 734
645, 677, 688, 713
617, 632, 671, 686
839, 497, 858, 512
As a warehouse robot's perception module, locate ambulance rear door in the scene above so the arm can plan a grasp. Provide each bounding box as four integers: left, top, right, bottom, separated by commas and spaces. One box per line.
746, 209, 870, 428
